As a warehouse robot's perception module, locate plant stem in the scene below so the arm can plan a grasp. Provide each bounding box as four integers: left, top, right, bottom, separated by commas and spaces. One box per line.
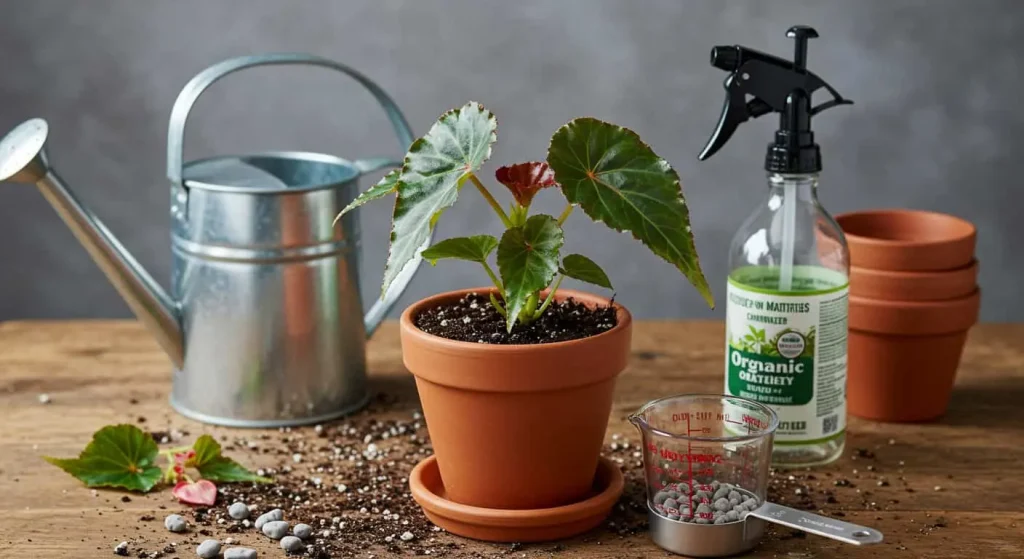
519, 292, 540, 324
489, 292, 508, 318
556, 203, 574, 225
481, 261, 504, 293
469, 174, 512, 228
534, 274, 565, 318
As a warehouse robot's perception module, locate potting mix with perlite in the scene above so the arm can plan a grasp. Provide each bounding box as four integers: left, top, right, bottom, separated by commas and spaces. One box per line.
697, 26, 854, 467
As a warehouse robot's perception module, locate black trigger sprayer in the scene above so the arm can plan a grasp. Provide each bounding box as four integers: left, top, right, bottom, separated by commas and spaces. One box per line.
705, 26, 856, 467
699, 25, 852, 171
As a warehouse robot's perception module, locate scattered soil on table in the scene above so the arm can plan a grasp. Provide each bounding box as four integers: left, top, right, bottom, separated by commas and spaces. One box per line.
414, 292, 617, 344
106, 400, 937, 558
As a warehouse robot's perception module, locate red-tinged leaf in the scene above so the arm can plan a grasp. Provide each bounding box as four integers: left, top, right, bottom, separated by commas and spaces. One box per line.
495, 162, 558, 206
172, 480, 217, 506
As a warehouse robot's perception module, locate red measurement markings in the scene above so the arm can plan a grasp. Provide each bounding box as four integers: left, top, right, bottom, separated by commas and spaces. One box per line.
657, 447, 724, 463
742, 414, 767, 430
686, 414, 693, 519
697, 512, 714, 520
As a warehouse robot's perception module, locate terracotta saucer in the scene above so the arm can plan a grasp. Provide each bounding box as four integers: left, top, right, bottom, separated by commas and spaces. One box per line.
409, 456, 624, 543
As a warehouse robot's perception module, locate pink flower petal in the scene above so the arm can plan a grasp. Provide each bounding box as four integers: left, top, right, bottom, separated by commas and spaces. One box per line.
172, 480, 217, 506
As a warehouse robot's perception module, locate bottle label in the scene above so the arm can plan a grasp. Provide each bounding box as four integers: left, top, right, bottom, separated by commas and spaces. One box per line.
724, 266, 849, 444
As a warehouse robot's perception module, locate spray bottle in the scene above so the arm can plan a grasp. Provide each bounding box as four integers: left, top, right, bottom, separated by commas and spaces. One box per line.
699, 26, 853, 467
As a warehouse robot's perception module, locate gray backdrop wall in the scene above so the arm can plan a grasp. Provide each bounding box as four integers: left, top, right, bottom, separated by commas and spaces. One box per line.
1, 0, 1020, 321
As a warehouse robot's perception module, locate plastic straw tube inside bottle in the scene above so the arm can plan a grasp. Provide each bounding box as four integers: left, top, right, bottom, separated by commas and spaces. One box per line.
778, 181, 796, 291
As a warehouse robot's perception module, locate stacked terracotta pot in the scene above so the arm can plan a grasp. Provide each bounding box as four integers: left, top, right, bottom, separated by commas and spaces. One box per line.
837, 210, 980, 422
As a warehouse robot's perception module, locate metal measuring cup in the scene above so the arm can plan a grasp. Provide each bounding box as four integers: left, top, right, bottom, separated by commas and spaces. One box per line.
629, 394, 883, 557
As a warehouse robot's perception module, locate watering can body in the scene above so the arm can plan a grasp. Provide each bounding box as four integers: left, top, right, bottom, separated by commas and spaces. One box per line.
0, 54, 425, 427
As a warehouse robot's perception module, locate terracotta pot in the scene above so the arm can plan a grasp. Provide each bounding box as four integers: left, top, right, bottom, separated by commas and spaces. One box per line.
847, 290, 980, 422
837, 209, 976, 271
849, 259, 978, 301
401, 288, 632, 510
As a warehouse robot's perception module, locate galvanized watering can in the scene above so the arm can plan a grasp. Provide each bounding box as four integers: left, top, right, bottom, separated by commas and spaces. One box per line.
0, 53, 427, 427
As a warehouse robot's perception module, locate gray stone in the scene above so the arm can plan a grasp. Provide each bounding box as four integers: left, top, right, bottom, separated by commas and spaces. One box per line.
663, 498, 679, 511
728, 490, 741, 502
713, 497, 731, 511
292, 523, 313, 539
666, 513, 680, 521
223, 548, 257, 559
254, 509, 283, 530
653, 491, 670, 505
262, 520, 290, 540
714, 515, 730, 524
695, 517, 711, 525
280, 536, 304, 553
164, 514, 188, 533
228, 502, 250, 520
726, 510, 740, 522
196, 539, 221, 559
695, 503, 712, 515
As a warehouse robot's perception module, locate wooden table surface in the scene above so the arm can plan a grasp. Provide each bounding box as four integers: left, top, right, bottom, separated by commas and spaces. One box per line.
1, 320, 1022, 558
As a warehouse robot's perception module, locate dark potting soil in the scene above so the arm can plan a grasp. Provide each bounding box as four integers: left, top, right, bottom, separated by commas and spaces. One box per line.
414, 292, 617, 344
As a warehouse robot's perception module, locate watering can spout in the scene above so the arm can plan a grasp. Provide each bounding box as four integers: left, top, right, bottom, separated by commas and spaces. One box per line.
0, 118, 184, 369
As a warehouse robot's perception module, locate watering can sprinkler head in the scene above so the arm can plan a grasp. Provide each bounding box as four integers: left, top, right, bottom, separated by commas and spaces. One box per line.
0, 118, 52, 184
0, 117, 185, 369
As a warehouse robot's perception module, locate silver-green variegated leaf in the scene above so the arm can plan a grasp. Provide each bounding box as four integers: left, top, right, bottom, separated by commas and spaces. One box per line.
332, 169, 400, 228
421, 235, 498, 265
497, 214, 564, 331
560, 254, 613, 290
382, 102, 498, 295
547, 117, 713, 307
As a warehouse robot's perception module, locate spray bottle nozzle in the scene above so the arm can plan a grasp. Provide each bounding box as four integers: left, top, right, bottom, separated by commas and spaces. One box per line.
698, 26, 853, 173
709, 46, 741, 72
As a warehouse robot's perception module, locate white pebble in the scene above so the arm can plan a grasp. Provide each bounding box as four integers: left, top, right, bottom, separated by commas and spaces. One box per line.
292, 523, 313, 539
224, 538, 235, 545
934, 485, 943, 492
114, 541, 129, 555
164, 514, 188, 533
314, 424, 324, 434
400, 531, 415, 542
38, 393, 51, 404
262, 520, 290, 540
228, 502, 250, 520
280, 536, 304, 553
321, 530, 331, 538
462, 316, 471, 324
292, 453, 303, 463
196, 539, 221, 559
223, 548, 258, 559
254, 509, 283, 530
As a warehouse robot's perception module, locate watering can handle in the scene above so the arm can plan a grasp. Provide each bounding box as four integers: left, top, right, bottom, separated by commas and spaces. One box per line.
166, 53, 423, 337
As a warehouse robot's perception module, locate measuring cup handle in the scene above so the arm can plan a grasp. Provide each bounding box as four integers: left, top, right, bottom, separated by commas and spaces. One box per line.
166, 52, 415, 187
748, 502, 884, 545
166, 52, 424, 338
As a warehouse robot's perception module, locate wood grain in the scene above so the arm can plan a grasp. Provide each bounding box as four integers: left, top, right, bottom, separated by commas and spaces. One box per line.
0, 320, 1022, 558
